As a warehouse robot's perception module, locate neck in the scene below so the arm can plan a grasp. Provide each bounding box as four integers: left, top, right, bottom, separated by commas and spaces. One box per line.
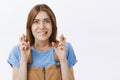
34, 40, 51, 52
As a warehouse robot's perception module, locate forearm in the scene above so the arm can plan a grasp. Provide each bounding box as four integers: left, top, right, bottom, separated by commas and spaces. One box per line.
60, 60, 73, 80
16, 58, 27, 80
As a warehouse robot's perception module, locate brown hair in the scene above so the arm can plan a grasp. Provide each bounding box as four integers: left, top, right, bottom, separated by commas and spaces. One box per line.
26, 4, 58, 46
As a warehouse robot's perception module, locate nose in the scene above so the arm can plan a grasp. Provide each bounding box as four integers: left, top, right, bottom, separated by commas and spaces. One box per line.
38, 21, 45, 29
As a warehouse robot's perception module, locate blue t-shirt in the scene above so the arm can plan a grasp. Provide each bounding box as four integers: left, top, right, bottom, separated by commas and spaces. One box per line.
7, 42, 77, 68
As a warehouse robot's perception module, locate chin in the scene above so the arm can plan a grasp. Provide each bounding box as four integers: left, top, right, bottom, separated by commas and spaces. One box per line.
38, 37, 49, 41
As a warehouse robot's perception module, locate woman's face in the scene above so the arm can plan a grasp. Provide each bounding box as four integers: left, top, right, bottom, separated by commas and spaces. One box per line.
31, 11, 52, 42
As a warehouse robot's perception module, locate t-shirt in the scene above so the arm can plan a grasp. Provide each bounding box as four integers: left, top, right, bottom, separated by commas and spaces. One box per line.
7, 42, 77, 68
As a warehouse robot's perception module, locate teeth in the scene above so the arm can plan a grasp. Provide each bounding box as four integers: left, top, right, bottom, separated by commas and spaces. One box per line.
40, 32, 46, 34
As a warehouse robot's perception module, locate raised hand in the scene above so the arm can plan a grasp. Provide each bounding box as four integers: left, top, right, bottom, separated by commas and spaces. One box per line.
52, 34, 67, 62
19, 34, 31, 62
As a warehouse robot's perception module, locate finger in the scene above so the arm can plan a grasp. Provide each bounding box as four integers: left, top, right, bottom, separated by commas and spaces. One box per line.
26, 41, 30, 50
21, 42, 26, 47
21, 43, 26, 50
58, 41, 64, 47
20, 35, 29, 51
52, 42, 58, 49
20, 34, 28, 45
20, 35, 23, 43
27, 41, 30, 46
59, 46, 64, 50
20, 34, 26, 42
58, 36, 66, 46
19, 35, 23, 42
59, 34, 66, 43
59, 34, 64, 42
62, 36, 66, 44
22, 34, 27, 42
23, 35, 27, 42
58, 42, 66, 50
20, 40, 28, 48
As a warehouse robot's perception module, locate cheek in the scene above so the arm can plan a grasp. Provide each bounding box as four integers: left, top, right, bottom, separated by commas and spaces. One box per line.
50, 27, 52, 32
50, 25, 52, 31
49, 26, 52, 34
31, 26, 36, 35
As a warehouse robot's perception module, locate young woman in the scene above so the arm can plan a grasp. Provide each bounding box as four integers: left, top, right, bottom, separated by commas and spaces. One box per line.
7, 4, 77, 80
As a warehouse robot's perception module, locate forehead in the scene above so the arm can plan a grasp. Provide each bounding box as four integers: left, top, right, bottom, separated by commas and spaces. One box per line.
35, 11, 50, 19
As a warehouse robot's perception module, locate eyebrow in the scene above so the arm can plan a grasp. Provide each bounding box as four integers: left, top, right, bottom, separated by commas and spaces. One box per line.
34, 18, 51, 21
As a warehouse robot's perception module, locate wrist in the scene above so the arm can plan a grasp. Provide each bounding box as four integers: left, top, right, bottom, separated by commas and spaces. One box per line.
20, 57, 28, 64
60, 59, 67, 63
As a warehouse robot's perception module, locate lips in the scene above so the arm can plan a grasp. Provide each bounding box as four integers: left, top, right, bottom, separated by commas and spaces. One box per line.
37, 31, 47, 35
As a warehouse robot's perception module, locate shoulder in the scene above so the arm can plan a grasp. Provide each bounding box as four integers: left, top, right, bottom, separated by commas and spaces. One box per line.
65, 42, 75, 54
9, 44, 21, 56
65, 42, 77, 67
9, 44, 21, 60
65, 42, 73, 49
11, 44, 20, 52
7, 44, 21, 68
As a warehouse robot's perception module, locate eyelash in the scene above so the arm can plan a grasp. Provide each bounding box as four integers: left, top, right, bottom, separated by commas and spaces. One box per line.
45, 20, 51, 23
33, 20, 39, 23
33, 20, 51, 24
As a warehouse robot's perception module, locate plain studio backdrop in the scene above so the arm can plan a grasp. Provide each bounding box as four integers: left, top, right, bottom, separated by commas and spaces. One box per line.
0, 0, 120, 80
